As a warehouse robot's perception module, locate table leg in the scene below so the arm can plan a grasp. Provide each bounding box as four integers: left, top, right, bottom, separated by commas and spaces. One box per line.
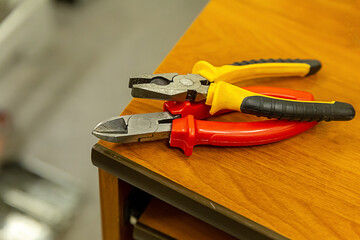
98, 169, 133, 240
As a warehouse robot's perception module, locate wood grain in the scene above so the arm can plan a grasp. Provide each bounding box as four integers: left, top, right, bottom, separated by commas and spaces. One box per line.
98, 169, 132, 240
138, 198, 237, 240
99, 0, 360, 239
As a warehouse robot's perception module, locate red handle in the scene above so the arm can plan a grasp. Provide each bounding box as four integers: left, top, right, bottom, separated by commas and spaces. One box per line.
166, 86, 317, 156
170, 115, 316, 156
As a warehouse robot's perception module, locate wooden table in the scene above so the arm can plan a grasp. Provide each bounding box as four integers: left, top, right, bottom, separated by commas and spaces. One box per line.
91, 0, 360, 239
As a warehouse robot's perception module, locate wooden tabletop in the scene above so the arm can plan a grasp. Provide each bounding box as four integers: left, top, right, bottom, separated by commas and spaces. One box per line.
94, 0, 360, 239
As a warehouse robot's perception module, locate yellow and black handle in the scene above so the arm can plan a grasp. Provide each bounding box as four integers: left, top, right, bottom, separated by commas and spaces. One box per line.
192, 58, 321, 83
240, 96, 354, 121
231, 58, 321, 76
205, 81, 355, 122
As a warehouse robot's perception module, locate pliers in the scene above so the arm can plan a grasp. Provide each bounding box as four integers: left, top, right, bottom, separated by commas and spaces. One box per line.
129, 59, 355, 121
92, 58, 354, 156
93, 86, 318, 156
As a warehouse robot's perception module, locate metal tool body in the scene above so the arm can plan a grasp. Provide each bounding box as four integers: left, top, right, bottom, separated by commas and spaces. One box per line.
93, 112, 177, 143
130, 73, 209, 102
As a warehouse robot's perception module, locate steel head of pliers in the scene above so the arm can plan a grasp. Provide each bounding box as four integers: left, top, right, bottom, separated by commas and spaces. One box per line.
92, 112, 180, 143
129, 73, 210, 102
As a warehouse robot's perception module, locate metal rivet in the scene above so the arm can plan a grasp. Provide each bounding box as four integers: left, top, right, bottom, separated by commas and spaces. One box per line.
179, 78, 194, 86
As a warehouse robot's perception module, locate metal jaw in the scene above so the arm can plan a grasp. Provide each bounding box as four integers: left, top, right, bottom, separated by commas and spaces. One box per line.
129, 73, 210, 102
92, 112, 179, 143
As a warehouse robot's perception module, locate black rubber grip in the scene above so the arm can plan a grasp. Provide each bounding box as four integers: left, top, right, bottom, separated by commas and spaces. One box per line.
240, 96, 355, 122
231, 58, 321, 76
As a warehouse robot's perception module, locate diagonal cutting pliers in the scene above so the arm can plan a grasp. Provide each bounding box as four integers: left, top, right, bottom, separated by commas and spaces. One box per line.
129, 59, 355, 122
93, 86, 318, 156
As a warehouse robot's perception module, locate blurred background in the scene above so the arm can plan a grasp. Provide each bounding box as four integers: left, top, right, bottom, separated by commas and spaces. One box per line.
0, 0, 207, 239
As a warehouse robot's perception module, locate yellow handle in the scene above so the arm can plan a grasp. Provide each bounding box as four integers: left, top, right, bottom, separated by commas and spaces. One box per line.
206, 81, 334, 115
205, 81, 257, 114
192, 60, 312, 84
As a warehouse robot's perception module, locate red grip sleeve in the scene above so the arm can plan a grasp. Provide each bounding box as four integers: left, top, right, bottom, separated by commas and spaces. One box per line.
170, 116, 316, 156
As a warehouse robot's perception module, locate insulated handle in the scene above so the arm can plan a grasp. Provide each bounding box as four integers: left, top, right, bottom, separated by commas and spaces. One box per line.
192, 59, 321, 83
170, 115, 317, 156
163, 86, 315, 119
205, 81, 355, 121
231, 58, 321, 76
241, 97, 355, 121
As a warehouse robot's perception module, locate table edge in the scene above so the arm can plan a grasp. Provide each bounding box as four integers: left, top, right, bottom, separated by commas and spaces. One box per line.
91, 143, 288, 240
